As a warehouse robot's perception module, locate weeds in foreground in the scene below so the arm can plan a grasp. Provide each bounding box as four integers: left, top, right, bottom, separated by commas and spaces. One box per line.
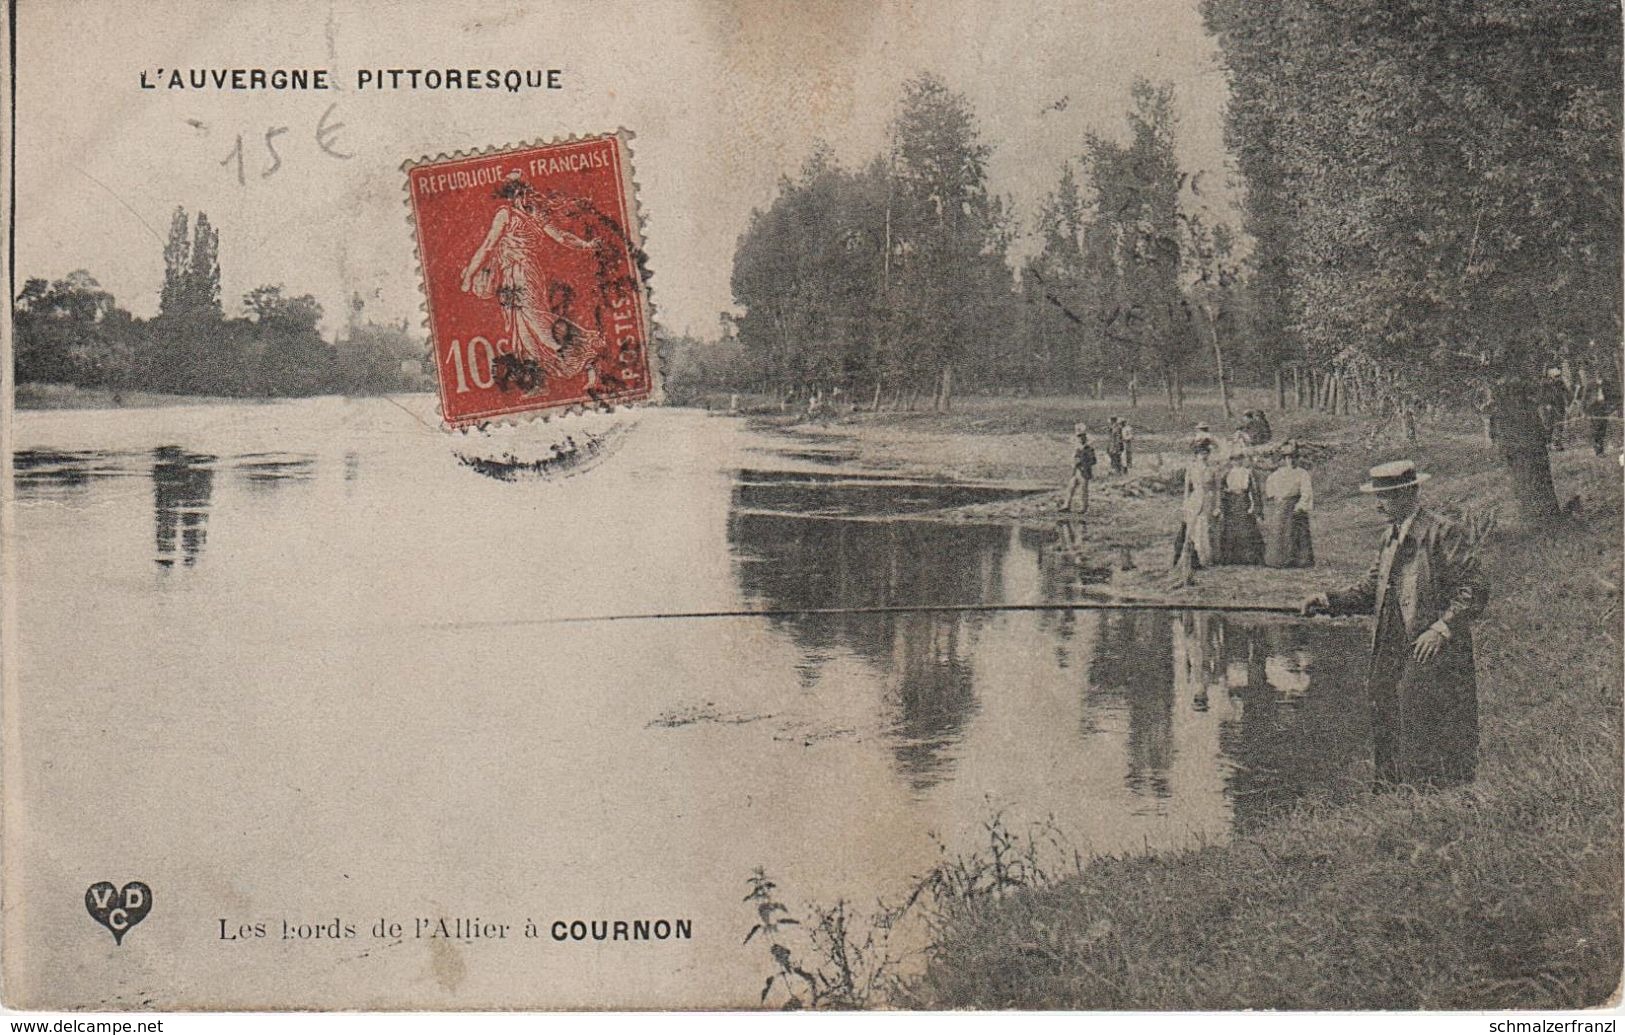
745, 869, 909, 1009
906, 813, 1083, 922
746, 812, 1084, 1009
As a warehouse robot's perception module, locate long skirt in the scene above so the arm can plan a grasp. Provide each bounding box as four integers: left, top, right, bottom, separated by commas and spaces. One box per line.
1216, 491, 1264, 565
1174, 511, 1212, 568
1263, 495, 1314, 567
499, 255, 607, 382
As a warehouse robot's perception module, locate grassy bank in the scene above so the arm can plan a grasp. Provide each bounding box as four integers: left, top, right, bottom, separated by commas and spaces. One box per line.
13, 382, 282, 410
763, 393, 1623, 1009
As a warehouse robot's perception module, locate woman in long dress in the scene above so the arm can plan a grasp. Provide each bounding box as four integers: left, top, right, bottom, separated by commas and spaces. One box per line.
1174, 437, 1219, 572
460, 173, 607, 390
1216, 451, 1265, 564
1263, 442, 1315, 567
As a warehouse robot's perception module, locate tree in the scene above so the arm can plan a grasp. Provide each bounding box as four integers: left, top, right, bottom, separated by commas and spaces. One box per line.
151, 207, 230, 391
730, 148, 892, 405
187, 213, 222, 321
336, 293, 425, 394
1022, 164, 1096, 393
887, 74, 1014, 411
1203, 0, 1622, 521
14, 270, 137, 386
1080, 81, 1200, 410
158, 207, 191, 321
243, 284, 336, 396
726, 77, 1014, 412
1185, 215, 1248, 417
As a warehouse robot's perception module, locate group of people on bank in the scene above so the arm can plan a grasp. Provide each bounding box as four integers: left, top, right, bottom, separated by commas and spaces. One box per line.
1064, 412, 1316, 571
1174, 420, 1315, 573
1060, 411, 1489, 791
1062, 416, 1136, 513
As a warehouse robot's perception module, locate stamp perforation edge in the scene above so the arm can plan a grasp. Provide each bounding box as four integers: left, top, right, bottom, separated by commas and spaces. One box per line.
400, 128, 665, 433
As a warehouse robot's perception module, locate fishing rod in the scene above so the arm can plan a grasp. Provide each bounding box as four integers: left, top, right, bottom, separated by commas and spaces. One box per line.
539, 600, 1311, 625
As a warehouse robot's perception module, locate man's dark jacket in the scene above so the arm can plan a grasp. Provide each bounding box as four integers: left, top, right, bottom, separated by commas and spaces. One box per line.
1325, 508, 1489, 786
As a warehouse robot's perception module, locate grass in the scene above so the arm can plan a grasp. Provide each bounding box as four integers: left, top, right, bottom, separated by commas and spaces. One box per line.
748, 391, 1622, 1010
894, 420, 1623, 1010
14, 382, 278, 410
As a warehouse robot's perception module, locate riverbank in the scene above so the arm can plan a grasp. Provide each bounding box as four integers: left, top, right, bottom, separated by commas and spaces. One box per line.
756, 393, 1623, 1009
754, 392, 1487, 608
14, 383, 287, 410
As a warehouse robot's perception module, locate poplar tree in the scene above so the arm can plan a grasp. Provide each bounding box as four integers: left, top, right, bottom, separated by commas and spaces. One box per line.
187, 213, 222, 321
158, 207, 191, 322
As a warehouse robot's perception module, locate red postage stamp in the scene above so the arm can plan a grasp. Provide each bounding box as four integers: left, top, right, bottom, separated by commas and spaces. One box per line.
404, 132, 657, 428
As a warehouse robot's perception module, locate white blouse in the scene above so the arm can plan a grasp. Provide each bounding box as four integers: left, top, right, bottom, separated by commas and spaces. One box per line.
1264, 465, 1313, 511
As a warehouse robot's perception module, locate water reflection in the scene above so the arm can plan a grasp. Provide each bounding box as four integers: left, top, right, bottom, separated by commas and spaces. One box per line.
152, 446, 215, 568
729, 513, 1000, 788
732, 469, 1029, 518
729, 474, 1369, 823
1088, 611, 1176, 798
886, 612, 979, 791
1215, 623, 1370, 829
12, 449, 146, 493
234, 452, 317, 490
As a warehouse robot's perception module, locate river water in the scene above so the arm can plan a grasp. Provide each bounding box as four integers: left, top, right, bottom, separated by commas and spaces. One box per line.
9, 396, 1369, 1009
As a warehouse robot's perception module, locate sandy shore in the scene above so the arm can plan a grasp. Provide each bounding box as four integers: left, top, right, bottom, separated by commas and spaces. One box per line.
748, 396, 1404, 610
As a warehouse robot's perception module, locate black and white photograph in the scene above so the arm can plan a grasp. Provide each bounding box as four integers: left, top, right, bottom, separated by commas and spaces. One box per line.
2, 0, 1620, 1021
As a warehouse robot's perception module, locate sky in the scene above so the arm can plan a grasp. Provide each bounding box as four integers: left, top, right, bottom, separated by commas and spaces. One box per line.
14, 0, 1236, 340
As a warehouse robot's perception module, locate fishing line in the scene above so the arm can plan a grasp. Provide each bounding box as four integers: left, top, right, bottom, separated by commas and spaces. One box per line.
435, 600, 1317, 629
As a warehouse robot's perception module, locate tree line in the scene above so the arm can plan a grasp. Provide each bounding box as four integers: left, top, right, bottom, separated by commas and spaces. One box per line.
697, 74, 1263, 415
693, 3, 1621, 522
14, 207, 429, 398
1202, 0, 1621, 520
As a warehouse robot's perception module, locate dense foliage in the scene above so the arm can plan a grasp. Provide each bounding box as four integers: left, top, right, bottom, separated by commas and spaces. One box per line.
14, 207, 428, 398
1203, 0, 1623, 517
718, 74, 1260, 413
729, 76, 1018, 412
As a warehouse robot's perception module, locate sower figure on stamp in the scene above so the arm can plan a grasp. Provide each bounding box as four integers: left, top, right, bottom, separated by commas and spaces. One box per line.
1302, 461, 1489, 789
461, 171, 608, 391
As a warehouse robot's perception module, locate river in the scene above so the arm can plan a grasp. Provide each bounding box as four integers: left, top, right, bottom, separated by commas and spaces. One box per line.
8, 396, 1369, 1008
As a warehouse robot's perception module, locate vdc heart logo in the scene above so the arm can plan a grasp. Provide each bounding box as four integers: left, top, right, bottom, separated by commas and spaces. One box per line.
85, 881, 151, 945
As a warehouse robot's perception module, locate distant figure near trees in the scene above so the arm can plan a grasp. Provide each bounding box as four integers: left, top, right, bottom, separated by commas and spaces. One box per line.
1263, 441, 1315, 568
1120, 419, 1135, 471
1239, 409, 1273, 446
1064, 425, 1097, 515
1107, 417, 1126, 474
1586, 379, 1618, 456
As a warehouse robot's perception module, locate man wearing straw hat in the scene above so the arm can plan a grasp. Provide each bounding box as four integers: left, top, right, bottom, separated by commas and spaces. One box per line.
1302, 460, 1489, 788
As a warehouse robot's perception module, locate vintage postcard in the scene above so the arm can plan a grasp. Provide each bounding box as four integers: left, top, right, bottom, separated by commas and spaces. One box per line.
3, 0, 1620, 1017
